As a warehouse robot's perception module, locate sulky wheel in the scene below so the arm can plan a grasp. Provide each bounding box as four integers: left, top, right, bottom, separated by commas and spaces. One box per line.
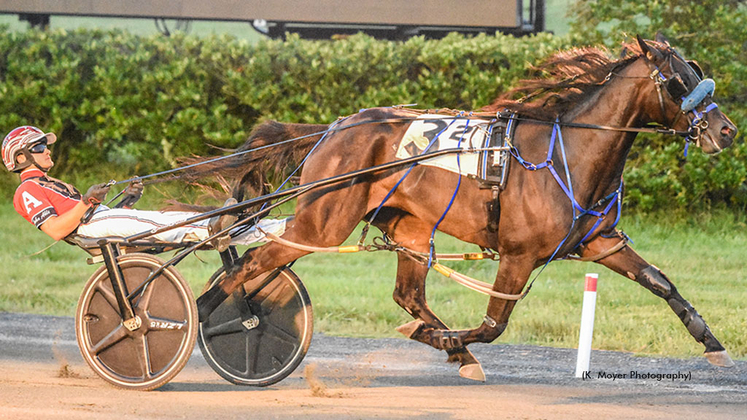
75, 253, 198, 391
197, 266, 313, 386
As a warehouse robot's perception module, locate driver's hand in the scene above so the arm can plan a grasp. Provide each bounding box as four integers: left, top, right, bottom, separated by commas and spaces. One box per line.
115, 179, 144, 209
123, 179, 144, 199
82, 183, 110, 205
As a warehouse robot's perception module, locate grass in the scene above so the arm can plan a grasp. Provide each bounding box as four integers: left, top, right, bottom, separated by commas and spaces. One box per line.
1, 200, 745, 360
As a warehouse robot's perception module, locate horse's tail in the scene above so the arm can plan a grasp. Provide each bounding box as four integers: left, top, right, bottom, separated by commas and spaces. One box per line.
235, 121, 331, 177
170, 121, 329, 205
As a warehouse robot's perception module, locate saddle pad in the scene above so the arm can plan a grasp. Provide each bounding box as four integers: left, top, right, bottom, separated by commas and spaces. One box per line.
395, 115, 492, 176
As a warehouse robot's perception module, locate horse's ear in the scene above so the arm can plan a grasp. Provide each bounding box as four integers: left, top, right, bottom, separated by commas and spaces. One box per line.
637, 35, 663, 63
654, 32, 671, 46
688, 60, 705, 79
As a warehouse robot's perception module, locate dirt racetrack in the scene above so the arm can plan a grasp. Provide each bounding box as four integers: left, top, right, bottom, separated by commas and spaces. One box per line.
1, 313, 745, 419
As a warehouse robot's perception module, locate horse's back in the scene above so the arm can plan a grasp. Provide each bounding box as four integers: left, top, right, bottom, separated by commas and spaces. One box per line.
301, 107, 418, 177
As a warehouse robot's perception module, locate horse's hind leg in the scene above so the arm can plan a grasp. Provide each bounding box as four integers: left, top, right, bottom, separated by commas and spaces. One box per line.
392, 252, 485, 381
580, 234, 734, 367
197, 234, 312, 321
379, 215, 485, 380
199, 178, 374, 319
396, 254, 537, 364
198, 205, 362, 319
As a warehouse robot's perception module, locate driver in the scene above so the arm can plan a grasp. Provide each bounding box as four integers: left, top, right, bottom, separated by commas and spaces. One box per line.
3, 125, 285, 247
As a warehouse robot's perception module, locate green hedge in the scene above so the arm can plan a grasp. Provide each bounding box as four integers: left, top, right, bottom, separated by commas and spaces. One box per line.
0, 27, 745, 211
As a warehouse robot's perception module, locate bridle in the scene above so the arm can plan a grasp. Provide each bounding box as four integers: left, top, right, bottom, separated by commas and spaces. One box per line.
645, 46, 721, 154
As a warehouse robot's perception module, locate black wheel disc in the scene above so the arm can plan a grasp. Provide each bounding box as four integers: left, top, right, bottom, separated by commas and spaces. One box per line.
198, 266, 313, 386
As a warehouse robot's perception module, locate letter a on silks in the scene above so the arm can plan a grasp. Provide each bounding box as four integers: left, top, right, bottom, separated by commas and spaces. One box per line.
575, 273, 598, 378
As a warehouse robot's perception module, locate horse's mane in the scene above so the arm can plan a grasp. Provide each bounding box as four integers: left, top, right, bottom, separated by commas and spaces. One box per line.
483, 44, 644, 119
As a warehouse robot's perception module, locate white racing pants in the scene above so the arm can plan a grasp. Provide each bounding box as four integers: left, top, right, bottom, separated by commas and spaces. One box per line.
76, 207, 287, 245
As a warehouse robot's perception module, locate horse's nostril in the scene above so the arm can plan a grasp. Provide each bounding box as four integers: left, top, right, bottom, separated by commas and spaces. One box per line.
721, 126, 734, 138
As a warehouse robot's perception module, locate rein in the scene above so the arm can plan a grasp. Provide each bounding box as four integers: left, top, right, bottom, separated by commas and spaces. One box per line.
501, 114, 689, 137
112, 110, 695, 189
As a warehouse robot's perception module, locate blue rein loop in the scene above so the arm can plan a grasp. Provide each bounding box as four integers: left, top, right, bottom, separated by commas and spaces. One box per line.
684, 102, 719, 158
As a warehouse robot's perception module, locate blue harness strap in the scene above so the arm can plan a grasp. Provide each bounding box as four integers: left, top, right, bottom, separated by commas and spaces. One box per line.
366, 116, 460, 227
510, 119, 624, 265
427, 119, 471, 267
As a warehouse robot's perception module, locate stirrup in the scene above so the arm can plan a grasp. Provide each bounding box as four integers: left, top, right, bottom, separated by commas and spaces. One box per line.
208, 198, 238, 252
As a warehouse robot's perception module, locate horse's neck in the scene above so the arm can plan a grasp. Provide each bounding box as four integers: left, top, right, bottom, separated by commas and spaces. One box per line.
557, 59, 653, 199
568, 59, 651, 130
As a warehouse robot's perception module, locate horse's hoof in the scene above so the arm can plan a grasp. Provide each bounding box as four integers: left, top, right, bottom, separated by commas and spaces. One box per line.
705, 350, 735, 368
396, 320, 425, 338
459, 363, 486, 382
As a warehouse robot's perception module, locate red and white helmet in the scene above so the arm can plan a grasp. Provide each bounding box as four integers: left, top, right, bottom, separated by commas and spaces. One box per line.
2, 126, 57, 172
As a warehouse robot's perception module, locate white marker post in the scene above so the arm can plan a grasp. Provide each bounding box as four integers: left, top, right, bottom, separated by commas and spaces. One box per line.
575, 273, 598, 378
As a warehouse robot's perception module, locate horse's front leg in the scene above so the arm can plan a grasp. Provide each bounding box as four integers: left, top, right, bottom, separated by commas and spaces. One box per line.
580, 233, 735, 367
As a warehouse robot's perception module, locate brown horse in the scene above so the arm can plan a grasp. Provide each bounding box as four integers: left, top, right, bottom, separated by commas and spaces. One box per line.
195, 35, 738, 381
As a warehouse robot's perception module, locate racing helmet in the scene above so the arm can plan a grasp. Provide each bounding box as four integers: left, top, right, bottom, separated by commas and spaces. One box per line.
2, 126, 57, 172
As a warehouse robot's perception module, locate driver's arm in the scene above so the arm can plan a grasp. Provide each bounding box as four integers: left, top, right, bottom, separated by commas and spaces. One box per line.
39, 183, 110, 241
39, 201, 92, 241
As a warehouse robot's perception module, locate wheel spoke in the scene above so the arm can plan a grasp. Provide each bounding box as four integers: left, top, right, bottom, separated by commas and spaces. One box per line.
134, 273, 157, 310
246, 332, 260, 375
94, 283, 120, 313
202, 318, 245, 338
136, 335, 153, 380
264, 321, 300, 347
90, 324, 128, 355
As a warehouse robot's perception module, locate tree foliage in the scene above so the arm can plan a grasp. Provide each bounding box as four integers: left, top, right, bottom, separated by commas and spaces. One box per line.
567, 0, 747, 210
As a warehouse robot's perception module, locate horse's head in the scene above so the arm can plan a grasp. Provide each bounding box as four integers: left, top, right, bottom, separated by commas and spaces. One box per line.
636, 34, 738, 154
